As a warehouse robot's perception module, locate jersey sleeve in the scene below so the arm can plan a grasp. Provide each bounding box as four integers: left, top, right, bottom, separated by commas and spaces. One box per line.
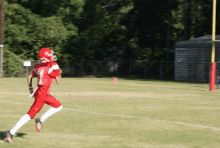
31, 67, 37, 76
48, 62, 60, 78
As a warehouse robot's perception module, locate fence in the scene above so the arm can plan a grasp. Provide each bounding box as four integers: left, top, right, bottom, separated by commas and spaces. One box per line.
61, 60, 175, 80
11, 60, 39, 77
15, 60, 220, 83
61, 60, 220, 83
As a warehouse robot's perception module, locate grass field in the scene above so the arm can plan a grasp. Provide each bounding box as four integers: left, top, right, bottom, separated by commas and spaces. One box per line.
1, 78, 220, 148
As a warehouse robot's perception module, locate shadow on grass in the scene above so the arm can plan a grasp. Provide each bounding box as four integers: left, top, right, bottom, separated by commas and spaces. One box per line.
15, 133, 27, 138
0, 132, 6, 140
0, 131, 27, 141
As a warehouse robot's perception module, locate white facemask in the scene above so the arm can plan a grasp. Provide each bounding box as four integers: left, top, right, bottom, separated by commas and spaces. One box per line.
48, 51, 57, 61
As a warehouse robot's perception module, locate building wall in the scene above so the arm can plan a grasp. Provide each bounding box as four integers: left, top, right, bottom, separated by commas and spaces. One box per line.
175, 35, 220, 83
175, 48, 188, 81
175, 48, 212, 83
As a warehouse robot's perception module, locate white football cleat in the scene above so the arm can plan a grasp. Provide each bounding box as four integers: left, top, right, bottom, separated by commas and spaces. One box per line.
5, 131, 13, 143
35, 118, 42, 132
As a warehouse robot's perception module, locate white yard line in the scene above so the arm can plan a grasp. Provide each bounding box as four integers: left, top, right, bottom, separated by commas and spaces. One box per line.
0, 80, 217, 130
0, 100, 219, 131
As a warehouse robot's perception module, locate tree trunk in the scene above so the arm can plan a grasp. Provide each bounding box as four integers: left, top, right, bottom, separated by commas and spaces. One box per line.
183, 0, 192, 41
183, 0, 187, 40
167, 0, 171, 61
194, 0, 198, 38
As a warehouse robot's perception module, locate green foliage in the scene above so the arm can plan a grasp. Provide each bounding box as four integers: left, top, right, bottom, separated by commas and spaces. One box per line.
132, 60, 144, 71
63, 0, 135, 62
3, 0, 218, 73
3, 48, 23, 77
4, 0, 80, 67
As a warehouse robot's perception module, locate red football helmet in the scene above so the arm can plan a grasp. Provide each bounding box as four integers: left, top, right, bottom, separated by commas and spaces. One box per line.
38, 48, 57, 63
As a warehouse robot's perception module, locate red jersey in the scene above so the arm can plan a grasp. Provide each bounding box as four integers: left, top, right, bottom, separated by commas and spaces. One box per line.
32, 62, 60, 94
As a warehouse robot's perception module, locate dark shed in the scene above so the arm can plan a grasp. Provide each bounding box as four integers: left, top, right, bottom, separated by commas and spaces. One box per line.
175, 35, 220, 82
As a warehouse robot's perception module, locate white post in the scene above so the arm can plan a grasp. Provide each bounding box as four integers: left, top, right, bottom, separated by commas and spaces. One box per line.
26, 66, 28, 76
23, 61, 31, 77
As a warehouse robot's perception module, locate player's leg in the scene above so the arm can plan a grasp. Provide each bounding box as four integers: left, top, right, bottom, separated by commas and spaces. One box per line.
8, 114, 31, 136
28, 99, 45, 133
5, 131, 14, 143
38, 94, 62, 124
5, 114, 31, 143
6, 99, 44, 143
28, 90, 47, 132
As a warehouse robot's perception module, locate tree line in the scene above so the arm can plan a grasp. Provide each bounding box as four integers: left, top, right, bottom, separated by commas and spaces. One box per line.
2, 0, 219, 76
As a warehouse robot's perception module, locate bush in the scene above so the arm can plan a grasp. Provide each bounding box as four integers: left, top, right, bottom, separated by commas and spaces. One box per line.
3, 49, 23, 77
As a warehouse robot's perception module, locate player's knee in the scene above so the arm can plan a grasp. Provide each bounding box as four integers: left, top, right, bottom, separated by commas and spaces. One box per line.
27, 112, 36, 119
54, 101, 62, 108
56, 105, 62, 112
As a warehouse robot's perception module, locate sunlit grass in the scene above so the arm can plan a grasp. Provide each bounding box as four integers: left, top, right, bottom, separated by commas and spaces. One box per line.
0, 78, 220, 148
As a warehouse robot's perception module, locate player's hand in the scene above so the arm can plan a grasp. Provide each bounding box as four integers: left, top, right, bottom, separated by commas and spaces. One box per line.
59, 69, 62, 75
30, 90, 33, 94
33, 73, 38, 77
29, 87, 33, 94
59, 69, 62, 78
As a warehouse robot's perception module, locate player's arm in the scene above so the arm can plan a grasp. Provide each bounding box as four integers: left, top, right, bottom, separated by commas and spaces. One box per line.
27, 74, 34, 94
55, 75, 61, 85
27, 67, 37, 94
54, 69, 62, 85
49, 64, 62, 85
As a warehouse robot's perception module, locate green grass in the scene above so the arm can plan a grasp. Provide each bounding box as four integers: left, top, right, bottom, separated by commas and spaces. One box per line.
1, 78, 220, 148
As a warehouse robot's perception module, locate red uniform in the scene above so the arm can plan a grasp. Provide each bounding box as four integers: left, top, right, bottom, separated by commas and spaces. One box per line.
27, 62, 62, 119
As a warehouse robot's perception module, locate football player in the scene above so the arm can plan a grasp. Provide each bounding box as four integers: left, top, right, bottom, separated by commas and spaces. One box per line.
5, 48, 63, 143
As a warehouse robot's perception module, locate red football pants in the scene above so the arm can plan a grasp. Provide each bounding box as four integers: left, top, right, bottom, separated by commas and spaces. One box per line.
27, 89, 62, 119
